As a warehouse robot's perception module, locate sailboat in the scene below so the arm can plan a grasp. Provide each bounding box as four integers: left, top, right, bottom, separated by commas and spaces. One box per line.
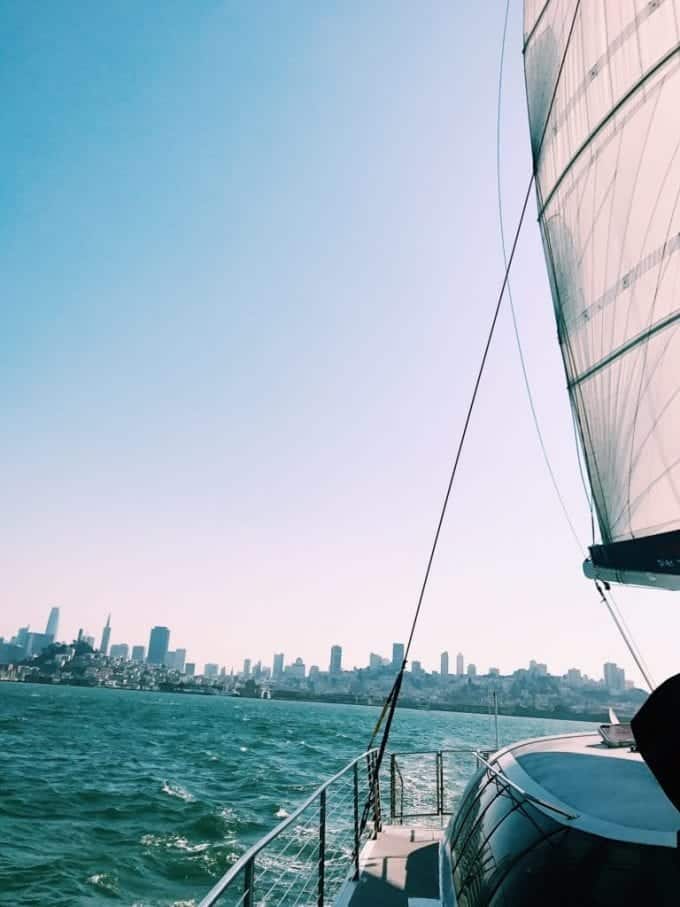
199, 3, 680, 905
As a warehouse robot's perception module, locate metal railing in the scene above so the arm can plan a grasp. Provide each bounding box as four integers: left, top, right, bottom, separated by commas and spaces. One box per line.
199, 749, 381, 907
389, 749, 490, 824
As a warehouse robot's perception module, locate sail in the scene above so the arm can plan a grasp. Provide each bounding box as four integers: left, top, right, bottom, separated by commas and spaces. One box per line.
524, 0, 680, 588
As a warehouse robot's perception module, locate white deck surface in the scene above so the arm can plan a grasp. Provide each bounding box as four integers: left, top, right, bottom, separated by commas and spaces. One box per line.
341, 825, 442, 907
503, 732, 680, 843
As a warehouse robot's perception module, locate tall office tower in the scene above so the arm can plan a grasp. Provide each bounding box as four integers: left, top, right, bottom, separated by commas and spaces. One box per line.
45, 607, 60, 641
369, 653, 382, 669
456, 652, 464, 676
392, 642, 405, 670
243, 658, 251, 677
109, 643, 129, 659
440, 651, 449, 677
204, 663, 219, 678
131, 645, 146, 662
467, 663, 477, 677
147, 626, 170, 665
174, 648, 187, 673
185, 662, 196, 677
604, 662, 626, 692
99, 614, 111, 655
330, 645, 342, 675
273, 653, 284, 678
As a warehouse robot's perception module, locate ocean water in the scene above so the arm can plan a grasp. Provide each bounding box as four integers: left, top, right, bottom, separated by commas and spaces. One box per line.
0, 683, 594, 906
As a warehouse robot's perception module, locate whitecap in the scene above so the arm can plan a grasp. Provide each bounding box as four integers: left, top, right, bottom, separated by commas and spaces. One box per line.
275, 808, 289, 819
161, 781, 195, 802
239, 746, 248, 752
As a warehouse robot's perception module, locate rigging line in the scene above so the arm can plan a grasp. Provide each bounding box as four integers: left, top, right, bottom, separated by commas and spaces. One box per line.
496, 0, 583, 556
371, 0, 580, 763
595, 582, 654, 691
354, 3, 586, 854
606, 587, 655, 691
354, 172, 539, 857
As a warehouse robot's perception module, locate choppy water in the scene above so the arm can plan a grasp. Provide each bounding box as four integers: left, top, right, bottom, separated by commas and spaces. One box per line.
0, 683, 594, 905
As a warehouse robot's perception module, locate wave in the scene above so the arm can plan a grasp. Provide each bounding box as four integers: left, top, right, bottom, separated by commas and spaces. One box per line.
161, 781, 195, 802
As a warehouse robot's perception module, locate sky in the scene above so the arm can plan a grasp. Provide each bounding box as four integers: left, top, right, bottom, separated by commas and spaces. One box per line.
2, 1, 678, 687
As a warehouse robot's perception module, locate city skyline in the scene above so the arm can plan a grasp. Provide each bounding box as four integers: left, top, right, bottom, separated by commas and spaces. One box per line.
0, 605, 634, 687
5, 3, 677, 692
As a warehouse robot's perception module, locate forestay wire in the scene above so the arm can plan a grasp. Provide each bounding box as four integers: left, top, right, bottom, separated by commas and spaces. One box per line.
354, 2, 587, 852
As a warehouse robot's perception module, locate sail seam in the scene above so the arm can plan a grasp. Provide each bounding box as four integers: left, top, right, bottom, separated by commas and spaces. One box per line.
550, 0, 668, 139
568, 308, 680, 388
565, 232, 680, 329
538, 39, 680, 220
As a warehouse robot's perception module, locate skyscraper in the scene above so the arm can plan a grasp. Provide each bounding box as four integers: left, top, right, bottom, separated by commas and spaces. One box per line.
131, 645, 146, 662
174, 648, 187, 673
147, 626, 170, 665
100, 614, 111, 655
243, 658, 251, 677
330, 645, 342, 674
392, 642, 405, 670
273, 653, 284, 678
109, 643, 129, 659
45, 607, 60, 641
440, 651, 449, 677
456, 652, 464, 676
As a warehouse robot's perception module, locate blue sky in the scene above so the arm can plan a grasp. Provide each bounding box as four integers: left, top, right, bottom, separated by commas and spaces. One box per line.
2, 1, 675, 685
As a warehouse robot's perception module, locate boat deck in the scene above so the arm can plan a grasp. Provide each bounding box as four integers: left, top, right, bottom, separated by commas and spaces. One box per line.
340, 825, 442, 907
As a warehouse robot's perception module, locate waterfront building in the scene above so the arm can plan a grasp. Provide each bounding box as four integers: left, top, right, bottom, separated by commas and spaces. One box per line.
15, 627, 30, 651
0, 641, 25, 664
204, 663, 219, 678
411, 660, 424, 676
25, 632, 53, 658
392, 642, 405, 670
330, 645, 342, 674
131, 645, 145, 662
99, 615, 111, 655
174, 649, 187, 673
456, 652, 464, 676
488, 667, 500, 676
529, 660, 548, 675
148, 627, 170, 665
441, 651, 449, 677
185, 662, 196, 676
467, 663, 477, 677
309, 665, 320, 680
109, 643, 129, 659
566, 668, 583, 687
604, 662, 626, 692
45, 607, 60, 641
287, 657, 305, 679
243, 658, 251, 677
273, 653, 284, 679
369, 652, 382, 669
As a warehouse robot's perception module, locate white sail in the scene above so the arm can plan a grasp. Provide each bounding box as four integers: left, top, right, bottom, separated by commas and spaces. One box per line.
524, 1, 680, 576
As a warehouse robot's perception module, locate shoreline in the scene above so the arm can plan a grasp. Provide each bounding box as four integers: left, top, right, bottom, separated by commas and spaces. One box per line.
2, 677, 607, 724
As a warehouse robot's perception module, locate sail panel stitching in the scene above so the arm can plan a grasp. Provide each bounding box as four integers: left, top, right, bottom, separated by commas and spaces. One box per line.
568, 307, 680, 388
538, 38, 680, 218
